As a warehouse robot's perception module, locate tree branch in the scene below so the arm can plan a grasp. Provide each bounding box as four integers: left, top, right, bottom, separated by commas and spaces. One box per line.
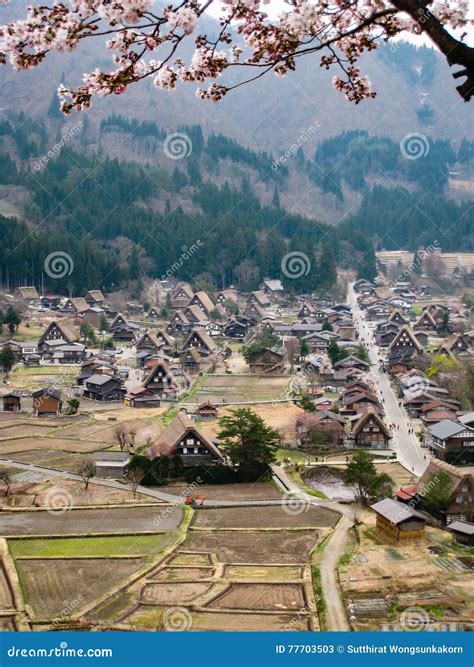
390, 0, 474, 101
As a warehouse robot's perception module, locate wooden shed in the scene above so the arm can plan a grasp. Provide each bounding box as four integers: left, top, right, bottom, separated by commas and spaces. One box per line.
194, 401, 218, 420
448, 520, 474, 547
371, 498, 426, 544
2, 392, 21, 413
32, 388, 62, 417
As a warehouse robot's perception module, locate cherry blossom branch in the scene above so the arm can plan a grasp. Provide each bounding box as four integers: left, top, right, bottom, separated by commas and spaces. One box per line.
0, 0, 471, 113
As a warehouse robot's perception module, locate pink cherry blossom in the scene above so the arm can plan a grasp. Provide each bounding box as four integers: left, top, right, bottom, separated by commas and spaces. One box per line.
0, 1, 471, 113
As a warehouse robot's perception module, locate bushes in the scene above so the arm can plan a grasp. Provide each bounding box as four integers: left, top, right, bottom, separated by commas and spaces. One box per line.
131, 453, 271, 486
184, 464, 238, 485
184, 461, 271, 485
129, 454, 185, 486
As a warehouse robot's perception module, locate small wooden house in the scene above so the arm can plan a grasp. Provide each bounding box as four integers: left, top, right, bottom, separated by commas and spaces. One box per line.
142, 360, 179, 400
180, 328, 217, 357
148, 412, 224, 466
248, 348, 286, 374
94, 451, 130, 479
189, 291, 215, 316
63, 297, 89, 316
388, 325, 424, 355
2, 392, 21, 413
352, 409, 390, 449
171, 283, 194, 306
194, 401, 218, 420
185, 304, 208, 324
247, 290, 271, 308
32, 388, 62, 417
180, 347, 202, 373
85, 290, 106, 305
448, 521, 474, 547
167, 309, 191, 335
83, 375, 124, 402
38, 320, 79, 352
17, 286, 40, 303
371, 498, 426, 544
124, 386, 161, 408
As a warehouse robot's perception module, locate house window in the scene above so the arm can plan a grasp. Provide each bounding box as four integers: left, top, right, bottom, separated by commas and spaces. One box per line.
455, 496, 463, 504
182, 447, 188, 454
194, 447, 199, 454
186, 438, 194, 445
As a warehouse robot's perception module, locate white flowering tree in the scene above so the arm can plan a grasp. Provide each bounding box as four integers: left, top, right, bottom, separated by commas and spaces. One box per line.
0, 1, 472, 114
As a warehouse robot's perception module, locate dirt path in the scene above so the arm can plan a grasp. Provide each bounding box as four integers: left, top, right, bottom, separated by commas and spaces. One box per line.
272, 465, 351, 631
0, 459, 334, 508
319, 515, 351, 631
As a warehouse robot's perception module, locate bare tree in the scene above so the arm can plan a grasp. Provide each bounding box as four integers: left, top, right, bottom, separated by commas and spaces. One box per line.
128, 428, 137, 449
0, 468, 11, 496
114, 425, 129, 451
128, 467, 144, 500
76, 459, 96, 490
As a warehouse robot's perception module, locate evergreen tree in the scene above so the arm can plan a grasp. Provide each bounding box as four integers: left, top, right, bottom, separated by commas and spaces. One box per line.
217, 408, 279, 472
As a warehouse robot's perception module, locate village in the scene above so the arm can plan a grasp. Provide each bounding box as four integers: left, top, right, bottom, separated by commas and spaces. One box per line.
0, 251, 472, 633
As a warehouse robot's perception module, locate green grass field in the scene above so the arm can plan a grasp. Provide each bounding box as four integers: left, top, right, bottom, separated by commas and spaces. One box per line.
276, 449, 307, 463
8, 533, 176, 559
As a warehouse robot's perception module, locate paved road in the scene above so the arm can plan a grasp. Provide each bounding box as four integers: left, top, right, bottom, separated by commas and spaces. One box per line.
348, 286, 429, 477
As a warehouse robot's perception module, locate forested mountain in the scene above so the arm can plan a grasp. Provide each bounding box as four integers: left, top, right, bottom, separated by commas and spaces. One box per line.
0, 106, 472, 295
0, 10, 472, 298
0, 120, 376, 294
